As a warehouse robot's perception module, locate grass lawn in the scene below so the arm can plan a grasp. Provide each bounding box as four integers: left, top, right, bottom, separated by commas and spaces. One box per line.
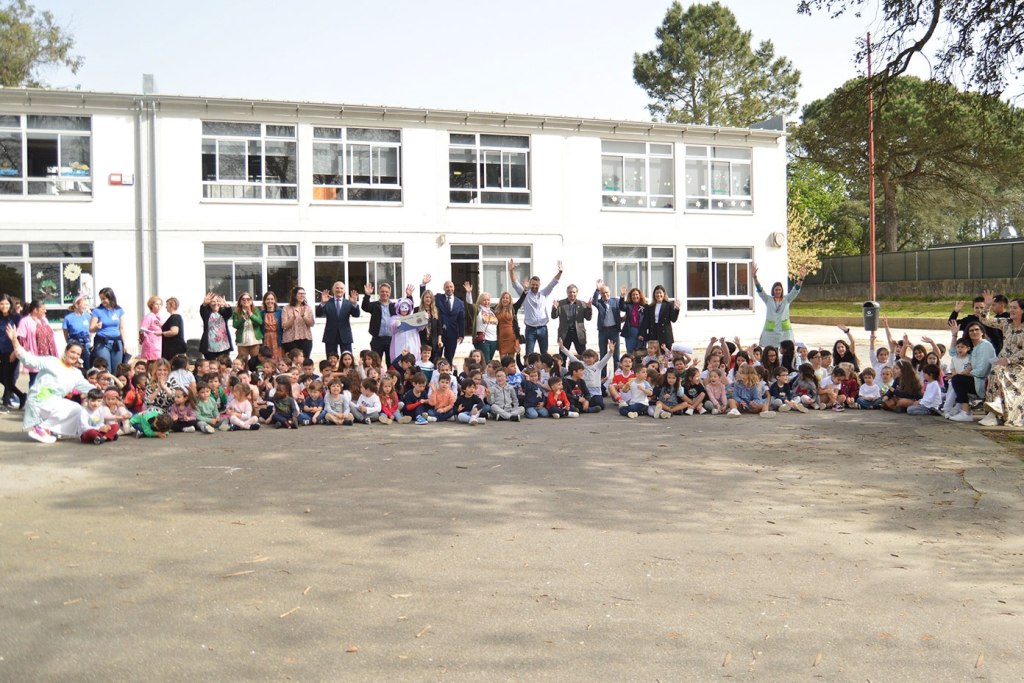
791, 300, 955, 319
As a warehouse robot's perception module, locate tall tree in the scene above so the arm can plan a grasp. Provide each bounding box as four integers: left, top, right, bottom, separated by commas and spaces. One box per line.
798, 0, 1024, 96
633, 1, 800, 127
795, 76, 1024, 252
0, 0, 82, 87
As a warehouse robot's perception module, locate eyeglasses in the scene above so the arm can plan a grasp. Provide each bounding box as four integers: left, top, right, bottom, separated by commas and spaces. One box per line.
241, 297, 251, 301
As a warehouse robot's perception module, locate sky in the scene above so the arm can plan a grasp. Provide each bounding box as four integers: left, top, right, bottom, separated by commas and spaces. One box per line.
24, 0, 892, 123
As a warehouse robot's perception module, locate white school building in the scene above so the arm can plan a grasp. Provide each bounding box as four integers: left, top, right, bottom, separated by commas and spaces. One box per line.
0, 87, 788, 355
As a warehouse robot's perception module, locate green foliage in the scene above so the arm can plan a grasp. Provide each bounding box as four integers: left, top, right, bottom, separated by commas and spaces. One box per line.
0, 0, 82, 87
794, 76, 1024, 253
798, 0, 1024, 96
633, 1, 800, 127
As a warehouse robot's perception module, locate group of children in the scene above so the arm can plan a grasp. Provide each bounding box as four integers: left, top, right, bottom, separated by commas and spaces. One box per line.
64, 314, 968, 446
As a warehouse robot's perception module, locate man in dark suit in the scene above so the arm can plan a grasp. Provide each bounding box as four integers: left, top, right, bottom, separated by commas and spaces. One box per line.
552, 284, 592, 358
592, 279, 624, 368
361, 282, 396, 366
316, 281, 361, 357
436, 280, 466, 365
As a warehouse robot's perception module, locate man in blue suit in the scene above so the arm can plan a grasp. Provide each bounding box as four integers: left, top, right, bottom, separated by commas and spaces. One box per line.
592, 279, 624, 372
436, 280, 466, 365
316, 281, 361, 356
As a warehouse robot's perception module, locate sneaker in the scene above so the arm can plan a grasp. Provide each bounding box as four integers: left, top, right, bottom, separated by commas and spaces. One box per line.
183, 426, 196, 433
626, 411, 638, 419
653, 405, 663, 419
551, 413, 560, 419
364, 418, 372, 425
567, 411, 580, 418
979, 412, 1002, 427
218, 422, 231, 431
684, 408, 694, 416
832, 404, 845, 412
427, 416, 437, 423
250, 423, 260, 431
659, 411, 671, 419
760, 410, 776, 418
794, 402, 809, 414
135, 429, 144, 438
379, 415, 392, 425
950, 411, 976, 423
727, 408, 741, 418
415, 415, 428, 425
93, 436, 106, 445
470, 416, 483, 425
696, 406, 707, 415
813, 403, 823, 410
511, 414, 521, 422
710, 408, 720, 415
779, 404, 791, 412
198, 422, 215, 434
28, 425, 56, 444
343, 419, 353, 426
398, 415, 413, 424
849, 403, 860, 409
0, 405, 9, 414
985, 398, 1004, 416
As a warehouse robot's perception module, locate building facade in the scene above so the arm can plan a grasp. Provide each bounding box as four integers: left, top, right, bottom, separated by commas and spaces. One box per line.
0, 88, 788, 354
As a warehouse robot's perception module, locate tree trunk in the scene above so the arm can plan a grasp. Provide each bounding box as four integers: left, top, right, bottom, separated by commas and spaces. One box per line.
880, 175, 899, 253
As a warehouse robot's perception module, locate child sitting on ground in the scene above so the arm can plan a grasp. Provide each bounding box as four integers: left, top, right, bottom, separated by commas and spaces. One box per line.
266, 377, 300, 428
769, 366, 805, 413
856, 367, 883, 409
728, 364, 772, 418
79, 388, 118, 444
351, 378, 383, 425
403, 373, 434, 424
298, 380, 326, 425
225, 381, 260, 430
792, 362, 820, 410
323, 379, 354, 426
653, 368, 684, 419
679, 367, 707, 415
487, 369, 525, 421
906, 363, 943, 416
545, 375, 576, 419
454, 378, 486, 425
427, 373, 457, 422
519, 366, 549, 419
168, 387, 198, 432
102, 387, 133, 435
618, 369, 655, 418
703, 368, 728, 414
195, 381, 227, 432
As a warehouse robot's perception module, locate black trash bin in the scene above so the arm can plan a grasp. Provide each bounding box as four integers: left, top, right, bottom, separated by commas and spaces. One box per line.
862, 301, 880, 332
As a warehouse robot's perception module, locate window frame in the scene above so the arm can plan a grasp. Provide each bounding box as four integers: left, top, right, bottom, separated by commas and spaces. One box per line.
601, 245, 676, 297
203, 243, 299, 301
311, 127, 403, 203
600, 141, 675, 210
313, 243, 404, 299
449, 244, 533, 296
0, 242, 95, 322
684, 146, 753, 212
448, 133, 531, 206
685, 246, 754, 312
201, 121, 297, 201
0, 114, 93, 199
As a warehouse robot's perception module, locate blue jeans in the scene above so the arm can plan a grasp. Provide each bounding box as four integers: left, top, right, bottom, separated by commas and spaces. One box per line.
93, 337, 124, 371
623, 327, 642, 353
597, 327, 620, 375
856, 397, 883, 410
619, 403, 649, 416
906, 404, 940, 416
525, 406, 549, 419
429, 408, 455, 422
525, 325, 548, 356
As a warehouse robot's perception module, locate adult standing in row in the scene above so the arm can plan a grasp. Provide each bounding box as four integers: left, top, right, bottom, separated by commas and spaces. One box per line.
232, 291, 263, 362
436, 280, 465, 365
260, 292, 283, 361
553, 284, 591, 357
493, 291, 521, 358
316, 281, 360, 357
472, 291, 499, 361
199, 292, 233, 361
592, 280, 624, 364
0, 295, 25, 411
282, 286, 314, 359
63, 295, 93, 370
18, 301, 57, 386
753, 263, 806, 348
138, 296, 164, 363
646, 285, 681, 347
509, 259, 562, 355
91, 287, 126, 370
362, 282, 395, 366
621, 288, 648, 353
160, 297, 187, 362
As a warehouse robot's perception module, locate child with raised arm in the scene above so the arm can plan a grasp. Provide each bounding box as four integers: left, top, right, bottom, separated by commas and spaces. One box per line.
225, 381, 260, 430
324, 378, 354, 426
454, 378, 486, 425
561, 339, 615, 411
351, 377, 383, 424
427, 373, 457, 422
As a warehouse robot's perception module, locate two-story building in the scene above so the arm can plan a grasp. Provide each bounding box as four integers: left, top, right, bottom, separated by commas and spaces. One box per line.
0, 88, 788, 355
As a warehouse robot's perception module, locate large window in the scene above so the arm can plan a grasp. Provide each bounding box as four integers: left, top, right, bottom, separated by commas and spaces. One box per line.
201, 122, 297, 200
450, 245, 531, 298
685, 146, 752, 212
449, 133, 530, 205
0, 115, 92, 197
313, 244, 404, 297
685, 247, 752, 311
312, 127, 401, 202
0, 243, 94, 322
601, 141, 674, 209
602, 246, 675, 297
204, 243, 298, 300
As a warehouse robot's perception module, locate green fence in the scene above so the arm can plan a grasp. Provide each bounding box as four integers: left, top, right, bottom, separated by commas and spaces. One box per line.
805, 241, 1024, 284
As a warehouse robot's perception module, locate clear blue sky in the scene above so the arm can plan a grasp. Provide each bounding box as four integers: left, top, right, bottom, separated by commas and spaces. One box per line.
27, 0, 888, 122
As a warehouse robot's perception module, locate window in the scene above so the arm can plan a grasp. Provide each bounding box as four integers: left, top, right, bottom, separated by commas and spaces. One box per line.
204, 243, 298, 300
602, 246, 675, 297
201, 122, 297, 200
450, 244, 531, 297
685, 247, 752, 311
449, 133, 530, 205
313, 243, 404, 298
0, 243, 94, 322
684, 146, 752, 211
312, 127, 402, 202
0, 115, 92, 197
601, 141, 674, 209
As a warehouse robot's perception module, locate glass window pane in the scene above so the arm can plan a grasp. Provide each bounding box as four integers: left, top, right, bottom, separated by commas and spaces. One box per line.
601, 156, 622, 192
450, 245, 479, 260
711, 161, 730, 195
348, 128, 400, 143
31, 262, 61, 306
0, 115, 19, 127
449, 148, 476, 189
28, 243, 92, 258
266, 261, 296, 298
349, 243, 402, 258
731, 163, 751, 196
482, 150, 501, 188
733, 262, 750, 296
0, 261, 24, 300
450, 133, 475, 145
686, 261, 710, 298
203, 121, 259, 137
218, 140, 246, 180
0, 180, 22, 195
685, 146, 707, 157
650, 261, 675, 297
712, 247, 752, 260
0, 244, 24, 257
266, 125, 295, 138
482, 245, 531, 258
62, 261, 91, 307
315, 244, 345, 258
601, 140, 645, 154
713, 147, 751, 160
313, 142, 342, 182
649, 156, 673, 196
373, 261, 400, 293
624, 157, 645, 193
650, 143, 673, 156
506, 152, 527, 189
481, 262, 505, 297
267, 244, 297, 258
0, 133, 22, 177
652, 247, 674, 258
480, 134, 528, 149
265, 141, 295, 184
59, 136, 90, 173
233, 262, 263, 299
314, 260, 346, 295
349, 145, 371, 184
205, 263, 233, 298
376, 147, 399, 185
687, 248, 708, 258
204, 243, 261, 258
314, 127, 342, 139
27, 115, 89, 131
714, 263, 729, 296
685, 159, 707, 197
604, 246, 646, 259
25, 133, 57, 177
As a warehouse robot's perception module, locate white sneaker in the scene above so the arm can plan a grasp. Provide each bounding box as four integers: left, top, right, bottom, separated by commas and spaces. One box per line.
378, 415, 392, 425
779, 404, 791, 412
183, 426, 196, 433
684, 407, 694, 416
759, 410, 776, 418
567, 411, 580, 418
727, 408, 741, 418
794, 402, 808, 414
710, 408, 720, 415
985, 398, 1004, 416
653, 404, 663, 419
551, 413, 560, 419
979, 412, 1001, 427
696, 406, 707, 415
426, 416, 437, 423
28, 425, 56, 444
659, 411, 671, 419
626, 411, 638, 419
950, 411, 976, 423
398, 415, 413, 424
